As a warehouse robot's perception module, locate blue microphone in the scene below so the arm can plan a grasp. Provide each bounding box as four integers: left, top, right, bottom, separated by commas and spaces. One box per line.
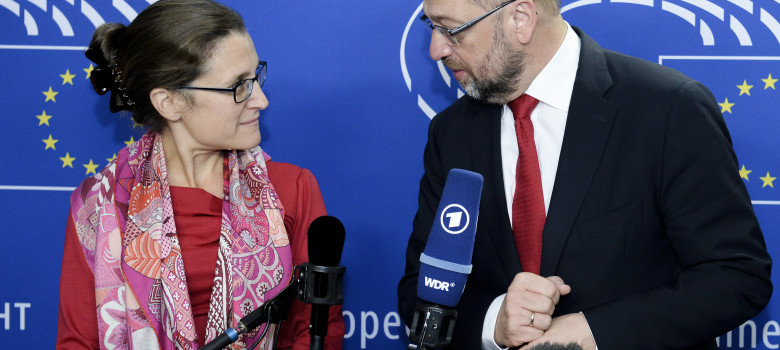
417, 168, 483, 306
409, 168, 483, 350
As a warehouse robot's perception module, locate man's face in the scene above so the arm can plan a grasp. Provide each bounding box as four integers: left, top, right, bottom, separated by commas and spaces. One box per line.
424, 0, 526, 104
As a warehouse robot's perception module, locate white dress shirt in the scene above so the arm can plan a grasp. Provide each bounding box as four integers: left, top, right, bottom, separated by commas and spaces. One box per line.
481, 23, 581, 349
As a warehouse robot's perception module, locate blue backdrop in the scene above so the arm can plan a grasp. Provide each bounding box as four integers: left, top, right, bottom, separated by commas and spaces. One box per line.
0, 0, 777, 348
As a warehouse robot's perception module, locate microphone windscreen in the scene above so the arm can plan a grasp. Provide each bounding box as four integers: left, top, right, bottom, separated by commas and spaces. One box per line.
307, 216, 346, 267
417, 169, 483, 307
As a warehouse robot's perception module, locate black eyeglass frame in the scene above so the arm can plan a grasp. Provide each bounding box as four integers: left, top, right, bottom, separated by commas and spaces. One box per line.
179, 61, 267, 103
420, 0, 515, 45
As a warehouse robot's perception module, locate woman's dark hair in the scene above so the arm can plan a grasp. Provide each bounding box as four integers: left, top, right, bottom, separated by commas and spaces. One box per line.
86, 0, 246, 132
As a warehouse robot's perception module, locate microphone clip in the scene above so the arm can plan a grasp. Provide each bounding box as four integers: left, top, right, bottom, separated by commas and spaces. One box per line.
200, 280, 297, 350
295, 263, 346, 305
407, 301, 457, 350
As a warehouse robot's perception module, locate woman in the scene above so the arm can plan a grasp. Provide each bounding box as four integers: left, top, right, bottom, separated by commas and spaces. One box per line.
56, 0, 344, 348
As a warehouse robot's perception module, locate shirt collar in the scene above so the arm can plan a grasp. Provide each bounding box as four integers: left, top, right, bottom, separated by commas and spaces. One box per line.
525, 23, 581, 112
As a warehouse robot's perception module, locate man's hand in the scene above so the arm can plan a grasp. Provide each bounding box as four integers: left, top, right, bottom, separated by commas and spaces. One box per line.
524, 313, 597, 350
494, 273, 571, 348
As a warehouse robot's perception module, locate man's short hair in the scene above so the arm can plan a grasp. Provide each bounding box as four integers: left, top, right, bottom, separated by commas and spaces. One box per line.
526, 342, 585, 350
469, 0, 561, 15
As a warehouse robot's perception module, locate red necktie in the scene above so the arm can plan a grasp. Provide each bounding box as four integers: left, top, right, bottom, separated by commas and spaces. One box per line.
509, 94, 545, 275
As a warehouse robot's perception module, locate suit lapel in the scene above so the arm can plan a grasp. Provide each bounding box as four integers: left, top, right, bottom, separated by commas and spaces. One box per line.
540, 28, 619, 276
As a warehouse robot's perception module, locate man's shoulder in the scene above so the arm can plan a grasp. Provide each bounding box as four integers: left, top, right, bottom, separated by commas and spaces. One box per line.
600, 49, 692, 89
433, 95, 501, 125
576, 27, 691, 87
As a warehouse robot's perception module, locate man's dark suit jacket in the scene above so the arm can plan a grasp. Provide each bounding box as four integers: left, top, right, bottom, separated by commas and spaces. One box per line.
398, 28, 772, 349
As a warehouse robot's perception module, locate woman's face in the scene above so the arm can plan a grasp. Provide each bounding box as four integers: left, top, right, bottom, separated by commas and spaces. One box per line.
175, 31, 267, 152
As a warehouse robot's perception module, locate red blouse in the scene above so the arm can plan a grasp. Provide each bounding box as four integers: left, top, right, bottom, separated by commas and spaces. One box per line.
57, 160, 345, 349
170, 185, 222, 346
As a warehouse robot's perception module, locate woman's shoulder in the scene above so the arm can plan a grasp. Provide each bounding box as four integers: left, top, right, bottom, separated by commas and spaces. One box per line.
264, 159, 324, 214
71, 161, 116, 202
266, 160, 317, 183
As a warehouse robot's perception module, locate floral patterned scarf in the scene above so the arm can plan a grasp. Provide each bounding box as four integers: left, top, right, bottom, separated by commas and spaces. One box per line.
69, 131, 292, 349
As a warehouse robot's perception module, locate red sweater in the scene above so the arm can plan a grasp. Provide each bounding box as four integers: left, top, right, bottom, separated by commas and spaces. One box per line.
57, 160, 344, 349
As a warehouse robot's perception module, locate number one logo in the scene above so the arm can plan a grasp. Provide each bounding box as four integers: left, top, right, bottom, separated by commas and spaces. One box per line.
445, 211, 463, 228
440, 204, 469, 234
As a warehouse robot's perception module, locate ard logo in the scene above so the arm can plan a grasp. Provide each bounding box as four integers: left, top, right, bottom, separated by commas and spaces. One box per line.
440, 203, 469, 234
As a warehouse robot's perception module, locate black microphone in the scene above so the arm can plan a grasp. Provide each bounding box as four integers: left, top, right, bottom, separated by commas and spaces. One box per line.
298, 216, 346, 350
408, 169, 483, 350
201, 279, 298, 350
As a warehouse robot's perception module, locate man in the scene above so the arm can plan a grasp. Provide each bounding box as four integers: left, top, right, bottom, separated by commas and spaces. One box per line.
529, 343, 583, 350
397, 0, 773, 348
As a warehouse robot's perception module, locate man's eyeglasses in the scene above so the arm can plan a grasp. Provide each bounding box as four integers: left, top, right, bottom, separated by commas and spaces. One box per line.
179, 61, 267, 103
420, 0, 515, 45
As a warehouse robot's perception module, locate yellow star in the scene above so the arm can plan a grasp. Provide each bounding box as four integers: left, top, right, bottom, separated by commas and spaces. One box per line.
83, 159, 99, 175
60, 152, 75, 168
739, 164, 752, 180
761, 172, 776, 188
43, 86, 58, 102
762, 74, 778, 90
107, 153, 117, 165
124, 136, 136, 146
36, 110, 53, 126
718, 97, 735, 114
60, 69, 76, 85
84, 64, 94, 79
42, 134, 58, 150
133, 120, 143, 128
737, 80, 753, 96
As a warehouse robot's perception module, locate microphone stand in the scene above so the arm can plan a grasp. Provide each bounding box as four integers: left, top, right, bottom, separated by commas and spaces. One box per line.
201, 281, 298, 350
407, 302, 457, 350
201, 261, 345, 350
295, 263, 346, 350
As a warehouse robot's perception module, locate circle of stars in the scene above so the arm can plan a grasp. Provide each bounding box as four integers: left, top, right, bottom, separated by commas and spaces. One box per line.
36, 63, 139, 175
719, 73, 778, 190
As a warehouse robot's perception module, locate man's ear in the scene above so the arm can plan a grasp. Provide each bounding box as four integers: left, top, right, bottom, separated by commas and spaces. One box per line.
511, 0, 537, 44
149, 87, 183, 122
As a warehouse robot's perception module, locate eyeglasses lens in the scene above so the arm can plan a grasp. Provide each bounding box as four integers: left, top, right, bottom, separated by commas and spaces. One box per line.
419, 16, 457, 44
235, 79, 251, 103
234, 64, 267, 103
258, 65, 267, 88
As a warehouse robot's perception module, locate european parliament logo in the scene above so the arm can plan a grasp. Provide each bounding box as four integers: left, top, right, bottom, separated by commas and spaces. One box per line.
400, 2, 465, 120
1, 1, 152, 189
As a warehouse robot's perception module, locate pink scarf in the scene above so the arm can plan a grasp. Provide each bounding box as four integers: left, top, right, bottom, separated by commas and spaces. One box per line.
69, 131, 292, 349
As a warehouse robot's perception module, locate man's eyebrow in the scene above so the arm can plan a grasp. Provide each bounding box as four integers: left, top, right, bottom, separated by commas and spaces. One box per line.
428, 2, 499, 27
427, 12, 452, 22
422, 7, 460, 25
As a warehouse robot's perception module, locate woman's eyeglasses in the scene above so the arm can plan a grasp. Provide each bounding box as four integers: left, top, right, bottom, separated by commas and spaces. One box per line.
179, 61, 267, 103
